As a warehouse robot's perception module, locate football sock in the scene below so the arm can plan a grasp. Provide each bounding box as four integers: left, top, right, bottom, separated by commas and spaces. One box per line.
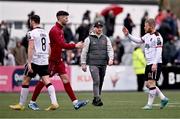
72, 100, 78, 105
156, 86, 165, 100
147, 87, 156, 106
31, 81, 44, 101
63, 82, 77, 102
46, 83, 58, 105
19, 85, 29, 106
30, 100, 36, 104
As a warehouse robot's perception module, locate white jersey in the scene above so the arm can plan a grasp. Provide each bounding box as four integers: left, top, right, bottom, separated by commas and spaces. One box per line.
142, 33, 163, 65
28, 28, 50, 65
128, 32, 163, 65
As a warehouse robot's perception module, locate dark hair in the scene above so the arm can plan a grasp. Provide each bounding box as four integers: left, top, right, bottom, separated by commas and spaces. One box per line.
30, 15, 40, 24
56, 11, 69, 18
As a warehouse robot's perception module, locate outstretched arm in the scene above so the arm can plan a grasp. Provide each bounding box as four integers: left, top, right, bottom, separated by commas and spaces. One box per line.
122, 27, 144, 44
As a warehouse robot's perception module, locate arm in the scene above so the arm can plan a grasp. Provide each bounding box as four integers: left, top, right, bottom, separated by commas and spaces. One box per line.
80, 37, 90, 72
27, 39, 34, 72
106, 37, 114, 65
51, 29, 76, 49
48, 43, 51, 59
80, 37, 90, 64
152, 36, 163, 72
122, 26, 144, 44
153, 36, 163, 64
127, 34, 144, 44
153, 47, 162, 64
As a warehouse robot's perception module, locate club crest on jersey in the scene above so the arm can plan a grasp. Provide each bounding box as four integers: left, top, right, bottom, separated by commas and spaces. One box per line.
157, 37, 162, 45
27, 32, 31, 39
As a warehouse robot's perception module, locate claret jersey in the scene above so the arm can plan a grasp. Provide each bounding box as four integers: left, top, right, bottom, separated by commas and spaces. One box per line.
28, 28, 50, 65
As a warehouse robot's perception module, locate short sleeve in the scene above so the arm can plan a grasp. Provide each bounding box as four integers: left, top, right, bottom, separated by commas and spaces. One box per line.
155, 36, 163, 47
141, 34, 147, 43
27, 31, 35, 41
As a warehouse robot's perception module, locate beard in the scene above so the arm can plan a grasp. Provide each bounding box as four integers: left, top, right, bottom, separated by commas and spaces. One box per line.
62, 22, 66, 26
145, 28, 152, 33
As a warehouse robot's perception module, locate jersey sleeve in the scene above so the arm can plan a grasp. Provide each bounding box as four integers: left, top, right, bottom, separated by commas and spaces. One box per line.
155, 36, 163, 48
141, 34, 148, 43
128, 34, 144, 44
27, 31, 35, 41
152, 35, 163, 64
50, 29, 75, 49
80, 37, 90, 64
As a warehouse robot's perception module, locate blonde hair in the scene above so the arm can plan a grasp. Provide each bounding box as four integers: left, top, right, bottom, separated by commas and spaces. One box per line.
145, 18, 156, 28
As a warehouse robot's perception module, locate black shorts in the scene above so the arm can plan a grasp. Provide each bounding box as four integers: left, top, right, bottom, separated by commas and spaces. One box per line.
144, 63, 162, 81
24, 63, 49, 78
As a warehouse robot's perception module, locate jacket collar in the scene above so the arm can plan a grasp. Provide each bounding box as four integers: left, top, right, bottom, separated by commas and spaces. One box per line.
56, 22, 63, 29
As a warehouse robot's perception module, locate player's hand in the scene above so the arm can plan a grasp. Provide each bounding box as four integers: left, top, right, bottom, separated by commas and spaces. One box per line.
69, 41, 75, 44
28, 63, 33, 73
108, 59, 113, 66
151, 64, 157, 72
122, 26, 129, 36
75, 41, 83, 49
81, 64, 87, 72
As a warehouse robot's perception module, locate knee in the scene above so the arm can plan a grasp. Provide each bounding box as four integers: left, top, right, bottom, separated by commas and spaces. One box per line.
93, 80, 99, 86
22, 76, 30, 85
147, 80, 156, 88
60, 75, 69, 84
145, 83, 150, 88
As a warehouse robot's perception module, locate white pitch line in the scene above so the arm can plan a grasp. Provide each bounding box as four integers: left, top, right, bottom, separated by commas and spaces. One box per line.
153, 102, 180, 107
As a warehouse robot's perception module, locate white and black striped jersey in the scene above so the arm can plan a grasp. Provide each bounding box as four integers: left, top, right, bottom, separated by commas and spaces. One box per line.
27, 27, 50, 65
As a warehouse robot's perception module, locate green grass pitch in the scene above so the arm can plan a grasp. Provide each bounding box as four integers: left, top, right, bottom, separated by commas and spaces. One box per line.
0, 91, 180, 118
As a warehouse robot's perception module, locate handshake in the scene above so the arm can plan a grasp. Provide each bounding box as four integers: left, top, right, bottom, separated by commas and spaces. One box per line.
69, 41, 84, 48
75, 41, 84, 48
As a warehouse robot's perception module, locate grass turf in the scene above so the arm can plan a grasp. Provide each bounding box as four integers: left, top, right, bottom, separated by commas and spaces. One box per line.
0, 91, 180, 118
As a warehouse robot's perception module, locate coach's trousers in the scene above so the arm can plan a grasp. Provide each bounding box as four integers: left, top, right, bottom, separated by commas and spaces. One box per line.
89, 65, 107, 98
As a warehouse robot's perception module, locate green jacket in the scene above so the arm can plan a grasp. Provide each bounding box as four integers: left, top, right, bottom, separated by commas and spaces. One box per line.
132, 48, 146, 74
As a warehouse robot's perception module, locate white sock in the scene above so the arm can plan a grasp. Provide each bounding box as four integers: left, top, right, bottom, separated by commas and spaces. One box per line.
30, 100, 36, 104
147, 88, 156, 106
19, 87, 29, 106
156, 86, 165, 100
47, 85, 58, 105
73, 100, 78, 105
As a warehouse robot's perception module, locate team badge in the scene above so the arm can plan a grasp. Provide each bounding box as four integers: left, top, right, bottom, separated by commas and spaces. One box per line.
157, 37, 162, 45
27, 32, 31, 39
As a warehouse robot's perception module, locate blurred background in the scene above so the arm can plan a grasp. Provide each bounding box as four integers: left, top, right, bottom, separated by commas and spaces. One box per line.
0, 0, 180, 92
